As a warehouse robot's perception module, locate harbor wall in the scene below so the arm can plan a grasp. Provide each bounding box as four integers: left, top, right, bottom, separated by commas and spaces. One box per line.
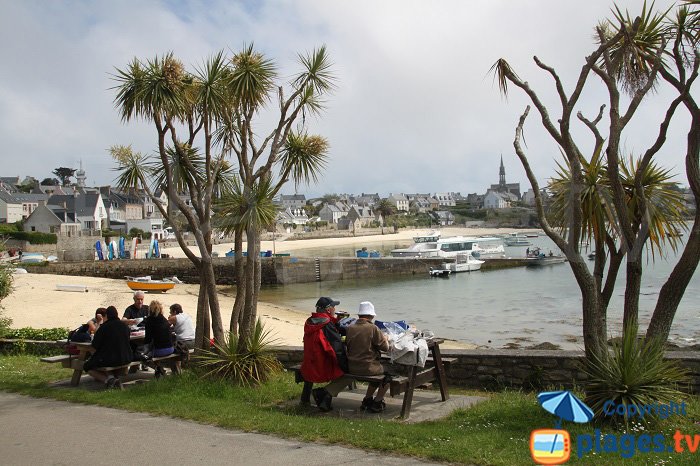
25, 256, 447, 285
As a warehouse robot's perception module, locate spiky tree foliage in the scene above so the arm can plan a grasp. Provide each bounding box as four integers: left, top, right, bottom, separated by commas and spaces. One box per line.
491, 1, 700, 359
112, 46, 334, 351
215, 45, 334, 346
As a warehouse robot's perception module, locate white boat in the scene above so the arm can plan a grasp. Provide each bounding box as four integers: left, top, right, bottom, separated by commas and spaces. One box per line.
20, 253, 46, 264
503, 233, 531, 246
391, 231, 505, 258
443, 254, 485, 273
428, 267, 451, 277
56, 284, 89, 293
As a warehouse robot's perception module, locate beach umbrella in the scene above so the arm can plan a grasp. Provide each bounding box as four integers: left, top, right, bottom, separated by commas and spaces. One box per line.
537, 390, 594, 427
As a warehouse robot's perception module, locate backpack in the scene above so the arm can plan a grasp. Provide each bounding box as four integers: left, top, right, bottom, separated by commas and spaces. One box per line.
66, 324, 91, 355
174, 341, 190, 366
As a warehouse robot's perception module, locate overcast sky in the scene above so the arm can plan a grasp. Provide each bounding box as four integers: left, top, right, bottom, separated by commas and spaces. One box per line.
0, 0, 691, 198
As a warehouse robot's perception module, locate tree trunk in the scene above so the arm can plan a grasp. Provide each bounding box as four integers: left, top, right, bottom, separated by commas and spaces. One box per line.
194, 279, 210, 351
239, 225, 261, 347
622, 258, 643, 335
201, 257, 224, 344
230, 228, 246, 334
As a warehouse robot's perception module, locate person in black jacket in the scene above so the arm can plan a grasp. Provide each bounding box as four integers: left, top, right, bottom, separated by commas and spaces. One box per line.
83, 306, 133, 389
144, 300, 174, 377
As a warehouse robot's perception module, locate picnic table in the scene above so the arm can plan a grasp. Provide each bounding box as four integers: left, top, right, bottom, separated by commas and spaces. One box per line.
43, 333, 146, 386
292, 338, 451, 420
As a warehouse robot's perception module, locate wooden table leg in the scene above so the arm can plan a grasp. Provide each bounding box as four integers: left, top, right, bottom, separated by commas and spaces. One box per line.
400, 365, 418, 419
70, 352, 88, 386
431, 343, 449, 401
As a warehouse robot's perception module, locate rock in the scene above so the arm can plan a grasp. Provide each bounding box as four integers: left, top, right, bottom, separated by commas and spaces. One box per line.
527, 342, 562, 350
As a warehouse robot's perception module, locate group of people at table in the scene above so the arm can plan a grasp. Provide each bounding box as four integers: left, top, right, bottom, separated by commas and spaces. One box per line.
81, 292, 397, 412
301, 297, 393, 414
81, 290, 195, 389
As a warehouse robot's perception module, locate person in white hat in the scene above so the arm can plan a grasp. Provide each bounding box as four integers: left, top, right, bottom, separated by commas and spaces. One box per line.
345, 301, 391, 413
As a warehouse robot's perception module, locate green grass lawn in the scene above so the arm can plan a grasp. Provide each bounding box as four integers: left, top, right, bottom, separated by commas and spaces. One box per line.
1, 355, 699, 465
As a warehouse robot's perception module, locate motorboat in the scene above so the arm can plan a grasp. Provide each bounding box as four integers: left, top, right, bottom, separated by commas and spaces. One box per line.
428, 267, 451, 278
391, 231, 505, 258
443, 253, 485, 273
504, 233, 531, 246
526, 247, 566, 266
125, 276, 176, 293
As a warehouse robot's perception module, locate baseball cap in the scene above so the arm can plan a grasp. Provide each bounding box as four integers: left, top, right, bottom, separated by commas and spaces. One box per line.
316, 297, 340, 309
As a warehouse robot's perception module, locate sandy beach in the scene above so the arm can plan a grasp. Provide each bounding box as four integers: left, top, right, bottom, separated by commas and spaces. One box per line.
2, 228, 536, 349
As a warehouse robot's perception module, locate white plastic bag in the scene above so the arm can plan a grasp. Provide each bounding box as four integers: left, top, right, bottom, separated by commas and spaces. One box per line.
389, 333, 428, 367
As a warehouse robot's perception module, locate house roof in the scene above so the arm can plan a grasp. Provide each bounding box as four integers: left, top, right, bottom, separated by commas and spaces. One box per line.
48, 193, 101, 216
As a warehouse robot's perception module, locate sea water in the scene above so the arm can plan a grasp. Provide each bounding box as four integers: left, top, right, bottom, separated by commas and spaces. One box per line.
258, 236, 700, 349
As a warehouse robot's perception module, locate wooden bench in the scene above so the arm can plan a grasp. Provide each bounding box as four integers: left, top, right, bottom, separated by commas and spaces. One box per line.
289, 339, 450, 420
144, 350, 194, 376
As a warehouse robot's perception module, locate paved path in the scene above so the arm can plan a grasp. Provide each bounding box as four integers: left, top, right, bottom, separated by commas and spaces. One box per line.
0, 392, 447, 465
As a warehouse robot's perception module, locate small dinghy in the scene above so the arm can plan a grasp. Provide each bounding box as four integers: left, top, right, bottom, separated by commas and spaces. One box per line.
56, 284, 89, 293
125, 276, 176, 293
428, 267, 451, 278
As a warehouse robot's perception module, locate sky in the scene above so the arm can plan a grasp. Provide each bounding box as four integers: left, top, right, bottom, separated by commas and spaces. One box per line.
0, 0, 692, 198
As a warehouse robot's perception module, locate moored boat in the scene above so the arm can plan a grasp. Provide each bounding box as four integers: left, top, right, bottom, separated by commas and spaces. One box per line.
428, 267, 451, 278
391, 230, 505, 258
525, 247, 566, 266
504, 233, 531, 246
443, 253, 485, 273
125, 276, 176, 293
56, 284, 89, 293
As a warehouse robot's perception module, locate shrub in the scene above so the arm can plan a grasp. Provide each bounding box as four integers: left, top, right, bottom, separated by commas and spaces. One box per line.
2, 327, 69, 341
583, 327, 689, 427
195, 319, 282, 386
3, 231, 57, 244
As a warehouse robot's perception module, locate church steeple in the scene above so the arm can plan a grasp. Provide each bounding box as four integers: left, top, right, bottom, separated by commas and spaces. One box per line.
499, 154, 506, 189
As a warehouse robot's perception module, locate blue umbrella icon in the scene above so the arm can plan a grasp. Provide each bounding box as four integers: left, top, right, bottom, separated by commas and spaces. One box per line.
537, 390, 594, 428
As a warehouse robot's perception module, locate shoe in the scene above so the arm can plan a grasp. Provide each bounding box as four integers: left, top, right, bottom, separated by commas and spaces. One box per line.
360, 396, 374, 411
154, 367, 166, 378
104, 377, 116, 389
368, 399, 386, 413
312, 388, 333, 412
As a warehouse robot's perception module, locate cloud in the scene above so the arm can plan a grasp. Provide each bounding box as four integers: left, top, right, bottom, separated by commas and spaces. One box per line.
0, 0, 687, 196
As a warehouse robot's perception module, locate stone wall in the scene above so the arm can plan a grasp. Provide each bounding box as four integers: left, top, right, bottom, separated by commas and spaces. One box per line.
26, 256, 446, 285
7, 340, 699, 393
5, 235, 99, 261
273, 347, 700, 394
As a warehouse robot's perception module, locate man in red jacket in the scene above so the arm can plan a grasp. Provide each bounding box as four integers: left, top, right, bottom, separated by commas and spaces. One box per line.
300, 297, 348, 411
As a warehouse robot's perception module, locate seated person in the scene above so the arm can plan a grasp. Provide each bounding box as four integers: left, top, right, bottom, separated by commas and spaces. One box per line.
301, 297, 348, 412
87, 307, 107, 335
345, 301, 391, 413
122, 290, 148, 325
168, 303, 195, 350
83, 306, 133, 389
144, 300, 174, 377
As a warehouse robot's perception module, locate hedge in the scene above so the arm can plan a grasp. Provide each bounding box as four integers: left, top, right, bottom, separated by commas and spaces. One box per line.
4, 231, 57, 244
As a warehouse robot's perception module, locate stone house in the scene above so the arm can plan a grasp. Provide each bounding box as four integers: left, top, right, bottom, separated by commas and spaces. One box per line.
23, 204, 81, 235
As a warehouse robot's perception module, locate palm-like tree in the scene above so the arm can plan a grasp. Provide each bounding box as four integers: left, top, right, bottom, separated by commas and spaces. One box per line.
374, 198, 396, 221
491, 1, 699, 357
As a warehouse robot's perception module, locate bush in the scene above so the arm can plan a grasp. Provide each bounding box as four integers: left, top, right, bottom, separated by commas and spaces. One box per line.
583, 327, 689, 427
0, 224, 20, 234
2, 327, 69, 341
3, 231, 57, 244
195, 319, 282, 386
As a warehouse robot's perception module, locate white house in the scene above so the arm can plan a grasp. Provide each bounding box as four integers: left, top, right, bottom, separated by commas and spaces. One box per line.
47, 192, 107, 231
433, 192, 456, 207
0, 191, 23, 223
387, 194, 409, 212
484, 191, 510, 209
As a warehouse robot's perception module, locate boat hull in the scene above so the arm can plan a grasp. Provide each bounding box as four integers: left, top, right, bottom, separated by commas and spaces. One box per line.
126, 281, 175, 293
